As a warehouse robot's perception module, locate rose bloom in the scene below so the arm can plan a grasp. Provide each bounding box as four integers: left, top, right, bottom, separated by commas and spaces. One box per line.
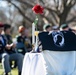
32, 4, 44, 14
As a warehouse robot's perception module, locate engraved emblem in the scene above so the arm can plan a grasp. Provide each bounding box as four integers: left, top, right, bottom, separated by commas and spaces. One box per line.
52, 31, 65, 47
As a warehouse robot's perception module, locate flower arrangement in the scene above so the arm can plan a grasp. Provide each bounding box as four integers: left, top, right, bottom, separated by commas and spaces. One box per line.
32, 4, 44, 14
32, 4, 44, 30
32, 4, 44, 52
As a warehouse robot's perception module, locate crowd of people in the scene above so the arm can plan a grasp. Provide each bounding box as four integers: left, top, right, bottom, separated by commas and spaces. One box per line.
43, 23, 76, 34
0, 22, 76, 75
0, 23, 32, 75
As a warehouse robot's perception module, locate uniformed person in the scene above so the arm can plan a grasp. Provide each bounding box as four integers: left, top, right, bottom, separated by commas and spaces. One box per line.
43, 24, 52, 32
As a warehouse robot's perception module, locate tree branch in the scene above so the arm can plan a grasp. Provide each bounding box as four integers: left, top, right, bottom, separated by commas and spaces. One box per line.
7, 1, 33, 23
66, 17, 76, 24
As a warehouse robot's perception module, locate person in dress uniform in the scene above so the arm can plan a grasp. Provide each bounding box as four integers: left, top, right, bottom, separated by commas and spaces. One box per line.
60, 24, 69, 31
43, 24, 52, 32
60, 24, 76, 34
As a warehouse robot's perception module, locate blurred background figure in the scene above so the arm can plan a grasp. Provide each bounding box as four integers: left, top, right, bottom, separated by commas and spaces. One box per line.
52, 25, 59, 32
60, 24, 69, 31
48, 25, 59, 35
52, 25, 59, 31
16, 25, 32, 55
60, 24, 76, 34
3, 24, 16, 54
1, 23, 23, 75
16, 26, 27, 55
24, 28, 32, 52
43, 24, 52, 32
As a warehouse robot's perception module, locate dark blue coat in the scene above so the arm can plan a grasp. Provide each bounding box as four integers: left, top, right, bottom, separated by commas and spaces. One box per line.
0, 35, 6, 54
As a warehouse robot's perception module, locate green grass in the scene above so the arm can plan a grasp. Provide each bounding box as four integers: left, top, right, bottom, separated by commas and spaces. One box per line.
0, 64, 18, 75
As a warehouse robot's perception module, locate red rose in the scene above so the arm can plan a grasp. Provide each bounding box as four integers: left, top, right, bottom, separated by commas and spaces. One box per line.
32, 4, 44, 14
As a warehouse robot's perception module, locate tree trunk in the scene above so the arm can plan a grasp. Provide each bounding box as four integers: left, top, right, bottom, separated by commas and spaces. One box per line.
59, 7, 71, 26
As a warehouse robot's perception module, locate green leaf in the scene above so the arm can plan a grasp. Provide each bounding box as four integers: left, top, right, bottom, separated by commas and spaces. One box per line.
33, 16, 38, 25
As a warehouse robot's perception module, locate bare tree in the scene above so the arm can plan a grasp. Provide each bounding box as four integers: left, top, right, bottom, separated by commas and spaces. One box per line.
0, 0, 76, 30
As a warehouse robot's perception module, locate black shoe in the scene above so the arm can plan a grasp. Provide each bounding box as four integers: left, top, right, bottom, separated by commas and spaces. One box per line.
3, 72, 12, 75
3, 73, 8, 75
18, 72, 21, 75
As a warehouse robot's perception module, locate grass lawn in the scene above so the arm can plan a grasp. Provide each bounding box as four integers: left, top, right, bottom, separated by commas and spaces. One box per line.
0, 64, 18, 75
